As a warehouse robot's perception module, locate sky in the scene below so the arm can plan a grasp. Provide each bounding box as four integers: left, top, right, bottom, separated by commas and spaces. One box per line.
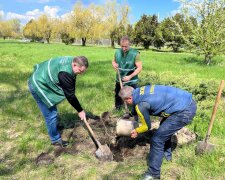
0, 0, 181, 25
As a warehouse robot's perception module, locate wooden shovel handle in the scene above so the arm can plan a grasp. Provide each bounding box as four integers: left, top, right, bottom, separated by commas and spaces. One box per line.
83, 117, 101, 148
117, 69, 128, 111
205, 80, 224, 142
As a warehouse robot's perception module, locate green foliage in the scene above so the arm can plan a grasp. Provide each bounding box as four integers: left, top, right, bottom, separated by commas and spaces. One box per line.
133, 14, 158, 49
160, 15, 185, 52
178, 0, 225, 65
60, 33, 75, 45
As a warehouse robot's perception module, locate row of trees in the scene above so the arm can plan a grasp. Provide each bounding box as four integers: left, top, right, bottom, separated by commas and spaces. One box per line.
23, 1, 130, 46
0, 0, 224, 65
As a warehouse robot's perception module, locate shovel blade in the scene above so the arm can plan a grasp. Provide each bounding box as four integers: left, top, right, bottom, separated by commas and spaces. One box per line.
95, 144, 113, 161
195, 141, 215, 155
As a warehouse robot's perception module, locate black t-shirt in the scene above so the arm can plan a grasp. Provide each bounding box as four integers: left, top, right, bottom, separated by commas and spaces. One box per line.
58, 71, 83, 112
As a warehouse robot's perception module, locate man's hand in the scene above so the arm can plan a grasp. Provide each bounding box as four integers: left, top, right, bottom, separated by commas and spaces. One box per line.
112, 61, 118, 70
122, 112, 131, 119
122, 75, 131, 82
78, 110, 86, 121
131, 129, 138, 138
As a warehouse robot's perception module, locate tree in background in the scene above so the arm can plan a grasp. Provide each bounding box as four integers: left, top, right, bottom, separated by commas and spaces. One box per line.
103, 0, 130, 48
9, 19, 21, 38
23, 20, 40, 41
133, 14, 158, 49
126, 24, 133, 42
36, 15, 52, 43
178, 0, 225, 65
51, 18, 75, 45
0, 19, 21, 39
153, 25, 165, 49
0, 21, 12, 40
104, 0, 118, 48
70, 2, 104, 46
159, 14, 185, 52
115, 3, 130, 44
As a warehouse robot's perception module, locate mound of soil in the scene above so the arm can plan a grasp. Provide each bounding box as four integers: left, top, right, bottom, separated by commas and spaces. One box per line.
35, 112, 196, 165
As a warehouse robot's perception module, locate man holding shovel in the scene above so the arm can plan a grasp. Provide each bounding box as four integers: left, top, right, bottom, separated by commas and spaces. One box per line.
112, 36, 142, 110
28, 56, 88, 147
119, 85, 197, 180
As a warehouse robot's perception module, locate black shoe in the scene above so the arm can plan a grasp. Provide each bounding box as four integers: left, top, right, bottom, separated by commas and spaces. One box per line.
51, 140, 69, 147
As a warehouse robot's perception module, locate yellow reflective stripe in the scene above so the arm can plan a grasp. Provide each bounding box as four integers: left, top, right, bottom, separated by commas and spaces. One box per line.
150, 85, 155, 94
161, 112, 170, 117
140, 86, 145, 95
135, 105, 148, 133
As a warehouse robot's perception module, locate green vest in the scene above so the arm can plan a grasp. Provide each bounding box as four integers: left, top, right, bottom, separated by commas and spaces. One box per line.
29, 56, 75, 108
115, 48, 138, 85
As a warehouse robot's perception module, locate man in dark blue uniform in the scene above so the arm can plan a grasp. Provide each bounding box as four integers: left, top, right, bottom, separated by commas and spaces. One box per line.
119, 85, 197, 180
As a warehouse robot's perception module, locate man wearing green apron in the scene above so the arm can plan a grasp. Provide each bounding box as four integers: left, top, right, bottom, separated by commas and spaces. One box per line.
28, 56, 88, 147
112, 36, 142, 109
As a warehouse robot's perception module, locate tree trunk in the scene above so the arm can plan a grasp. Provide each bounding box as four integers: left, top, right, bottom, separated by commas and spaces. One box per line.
205, 53, 212, 65
46, 38, 50, 44
82, 37, 86, 46
143, 41, 149, 49
111, 38, 115, 48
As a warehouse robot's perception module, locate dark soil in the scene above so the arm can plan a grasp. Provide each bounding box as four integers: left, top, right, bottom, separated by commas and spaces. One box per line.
35, 111, 196, 165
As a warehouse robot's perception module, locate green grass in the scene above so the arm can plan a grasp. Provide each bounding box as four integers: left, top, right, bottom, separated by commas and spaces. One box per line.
0, 40, 225, 179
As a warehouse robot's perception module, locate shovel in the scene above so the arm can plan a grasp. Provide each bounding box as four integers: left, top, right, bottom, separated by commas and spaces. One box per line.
195, 80, 224, 155
83, 117, 113, 161
117, 69, 129, 113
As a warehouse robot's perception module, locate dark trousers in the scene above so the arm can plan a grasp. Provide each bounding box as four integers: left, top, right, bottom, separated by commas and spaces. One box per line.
114, 82, 138, 109
148, 99, 197, 178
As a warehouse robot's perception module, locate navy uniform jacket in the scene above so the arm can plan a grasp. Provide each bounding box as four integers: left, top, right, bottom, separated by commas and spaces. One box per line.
132, 85, 192, 133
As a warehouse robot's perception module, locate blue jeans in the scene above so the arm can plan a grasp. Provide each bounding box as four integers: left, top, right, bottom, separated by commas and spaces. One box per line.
28, 82, 61, 143
148, 100, 197, 177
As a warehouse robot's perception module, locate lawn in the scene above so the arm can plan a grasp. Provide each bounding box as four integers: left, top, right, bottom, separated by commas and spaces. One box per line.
0, 40, 225, 179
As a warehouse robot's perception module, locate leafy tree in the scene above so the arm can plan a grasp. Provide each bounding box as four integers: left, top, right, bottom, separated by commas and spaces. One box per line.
126, 24, 133, 42
178, 0, 225, 65
36, 15, 52, 43
0, 19, 20, 40
103, 0, 130, 48
153, 25, 165, 49
61, 33, 75, 45
115, 3, 130, 43
9, 19, 21, 38
103, 0, 118, 48
160, 15, 185, 52
51, 19, 75, 45
0, 20, 13, 39
23, 19, 40, 41
133, 14, 158, 49
70, 2, 104, 46
115, 22, 126, 44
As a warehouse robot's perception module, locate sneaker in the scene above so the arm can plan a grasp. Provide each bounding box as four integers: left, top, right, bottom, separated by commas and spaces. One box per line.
51, 140, 69, 147
143, 172, 160, 180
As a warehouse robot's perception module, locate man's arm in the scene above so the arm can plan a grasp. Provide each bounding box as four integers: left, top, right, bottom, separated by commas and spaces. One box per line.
112, 53, 118, 70
131, 102, 151, 138
122, 53, 142, 82
58, 72, 83, 113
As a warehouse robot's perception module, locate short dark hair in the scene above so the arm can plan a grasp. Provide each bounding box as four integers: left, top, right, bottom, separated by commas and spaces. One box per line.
73, 56, 89, 68
120, 36, 130, 43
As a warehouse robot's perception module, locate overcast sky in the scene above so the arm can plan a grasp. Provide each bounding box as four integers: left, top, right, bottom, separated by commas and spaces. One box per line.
0, 0, 181, 24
